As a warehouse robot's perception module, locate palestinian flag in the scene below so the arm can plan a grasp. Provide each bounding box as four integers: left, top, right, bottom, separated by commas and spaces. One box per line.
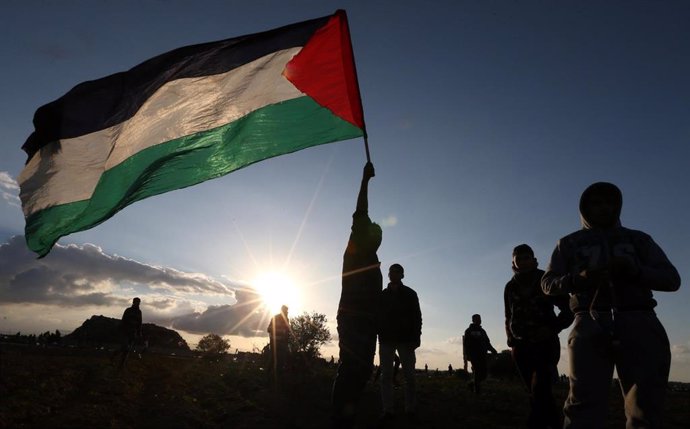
19, 10, 366, 257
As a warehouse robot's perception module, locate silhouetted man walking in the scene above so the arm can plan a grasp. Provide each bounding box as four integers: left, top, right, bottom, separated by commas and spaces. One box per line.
463, 314, 496, 394
505, 244, 573, 429
112, 297, 142, 370
378, 263, 422, 421
267, 305, 290, 376
332, 162, 383, 429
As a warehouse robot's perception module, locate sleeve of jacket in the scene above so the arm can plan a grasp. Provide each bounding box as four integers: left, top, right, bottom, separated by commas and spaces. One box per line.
462, 330, 468, 360
552, 295, 574, 332
504, 283, 515, 346
483, 329, 497, 354
542, 239, 576, 296
636, 233, 681, 292
412, 290, 422, 347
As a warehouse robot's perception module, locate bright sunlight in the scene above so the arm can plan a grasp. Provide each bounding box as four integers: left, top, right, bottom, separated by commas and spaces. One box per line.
252, 271, 301, 315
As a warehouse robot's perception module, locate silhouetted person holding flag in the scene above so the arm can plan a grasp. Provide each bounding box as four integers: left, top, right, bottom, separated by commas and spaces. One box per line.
267, 305, 290, 376
378, 263, 422, 421
542, 182, 680, 429
112, 297, 142, 370
332, 162, 382, 429
505, 244, 573, 429
463, 314, 496, 394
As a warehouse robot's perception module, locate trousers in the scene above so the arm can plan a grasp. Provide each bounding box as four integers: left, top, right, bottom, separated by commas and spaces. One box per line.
564, 311, 670, 429
379, 341, 417, 413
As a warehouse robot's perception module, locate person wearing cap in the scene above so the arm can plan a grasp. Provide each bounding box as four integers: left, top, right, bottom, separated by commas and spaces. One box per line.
463, 314, 497, 394
542, 182, 680, 429
505, 244, 573, 429
112, 297, 143, 369
332, 162, 383, 429
378, 263, 422, 421
267, 305, 291, 375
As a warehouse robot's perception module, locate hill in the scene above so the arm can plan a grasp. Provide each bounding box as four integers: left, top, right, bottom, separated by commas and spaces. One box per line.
62, 315, 190, 352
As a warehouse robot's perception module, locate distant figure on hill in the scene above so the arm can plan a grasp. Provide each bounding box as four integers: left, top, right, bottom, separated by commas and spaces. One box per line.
267, 305, 290, 376
542, 182, 681, 429
373, 352, 400, 384
111, 297, 142, 370
463, 314, 497, 394
378, 263, 422, 422
332, 162, 383, 429
448, 364, 453, 374
505, 244, 573, 429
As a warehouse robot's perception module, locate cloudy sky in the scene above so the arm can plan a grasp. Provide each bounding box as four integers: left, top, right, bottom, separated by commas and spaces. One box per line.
1, 1, 689, 381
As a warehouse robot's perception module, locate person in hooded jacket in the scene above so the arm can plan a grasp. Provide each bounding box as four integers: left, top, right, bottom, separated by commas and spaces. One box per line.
542, 182, 680, 429
505, 244, 573, 429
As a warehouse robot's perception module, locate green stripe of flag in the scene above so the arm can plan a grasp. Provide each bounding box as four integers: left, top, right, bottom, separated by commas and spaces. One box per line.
26, 96, 363, 256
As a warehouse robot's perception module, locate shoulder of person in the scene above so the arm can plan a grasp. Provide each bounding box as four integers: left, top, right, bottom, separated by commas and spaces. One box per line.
620, 227, 653, 242
559, 230, 585, 246
401, 284, 418, 295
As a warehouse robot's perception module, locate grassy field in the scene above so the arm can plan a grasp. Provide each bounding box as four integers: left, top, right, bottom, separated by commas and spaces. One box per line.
1, 344, 688, 428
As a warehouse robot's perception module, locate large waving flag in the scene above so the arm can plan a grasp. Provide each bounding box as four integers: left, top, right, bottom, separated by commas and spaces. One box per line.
19, 10, 366, 257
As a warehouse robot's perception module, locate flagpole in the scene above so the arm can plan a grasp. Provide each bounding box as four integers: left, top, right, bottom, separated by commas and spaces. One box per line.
364, 135, 371, 163
337, 9, 371, 164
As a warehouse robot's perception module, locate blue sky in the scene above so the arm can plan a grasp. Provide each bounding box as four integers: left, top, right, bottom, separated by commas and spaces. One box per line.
1, 1, 689, 381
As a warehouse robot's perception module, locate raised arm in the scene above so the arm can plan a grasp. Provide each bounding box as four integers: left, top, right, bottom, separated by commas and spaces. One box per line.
355, 162, 375, 213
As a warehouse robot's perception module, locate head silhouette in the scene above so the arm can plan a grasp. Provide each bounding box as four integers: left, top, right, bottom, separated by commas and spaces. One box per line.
132, 297, 141, 307
388, 263, 404, 283
579, 182, 622, 229
472, 314, 482, 325
512, 244, 538, 273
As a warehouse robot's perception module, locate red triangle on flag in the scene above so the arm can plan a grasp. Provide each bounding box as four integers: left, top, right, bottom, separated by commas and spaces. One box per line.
283, 10, 365, 130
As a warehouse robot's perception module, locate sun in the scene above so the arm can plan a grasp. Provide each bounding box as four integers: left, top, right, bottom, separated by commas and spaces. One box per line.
252, 271, 301, 315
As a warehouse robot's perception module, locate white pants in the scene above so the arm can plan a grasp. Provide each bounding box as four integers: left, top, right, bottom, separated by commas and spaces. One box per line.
379, 341, 417, 414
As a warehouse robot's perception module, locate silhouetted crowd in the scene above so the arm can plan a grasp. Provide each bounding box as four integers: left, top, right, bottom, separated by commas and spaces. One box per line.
327, 163, 680, 429
121, 163, 680, 429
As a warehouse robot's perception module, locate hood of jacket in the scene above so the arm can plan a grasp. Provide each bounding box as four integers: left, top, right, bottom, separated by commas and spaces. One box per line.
579, 182, 622, 230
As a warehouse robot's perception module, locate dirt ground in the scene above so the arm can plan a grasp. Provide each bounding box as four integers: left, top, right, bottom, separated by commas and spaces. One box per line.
1, 344, 688, 428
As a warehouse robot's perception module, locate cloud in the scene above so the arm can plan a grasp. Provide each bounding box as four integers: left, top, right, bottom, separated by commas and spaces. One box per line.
380, 215, 398, 228
672, 343, 690, 363
0, 236, 233, 306
446, 336, 462, 345
0, 236, 272, 337
0, 172, 21, 208
164, 289, 269, 337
